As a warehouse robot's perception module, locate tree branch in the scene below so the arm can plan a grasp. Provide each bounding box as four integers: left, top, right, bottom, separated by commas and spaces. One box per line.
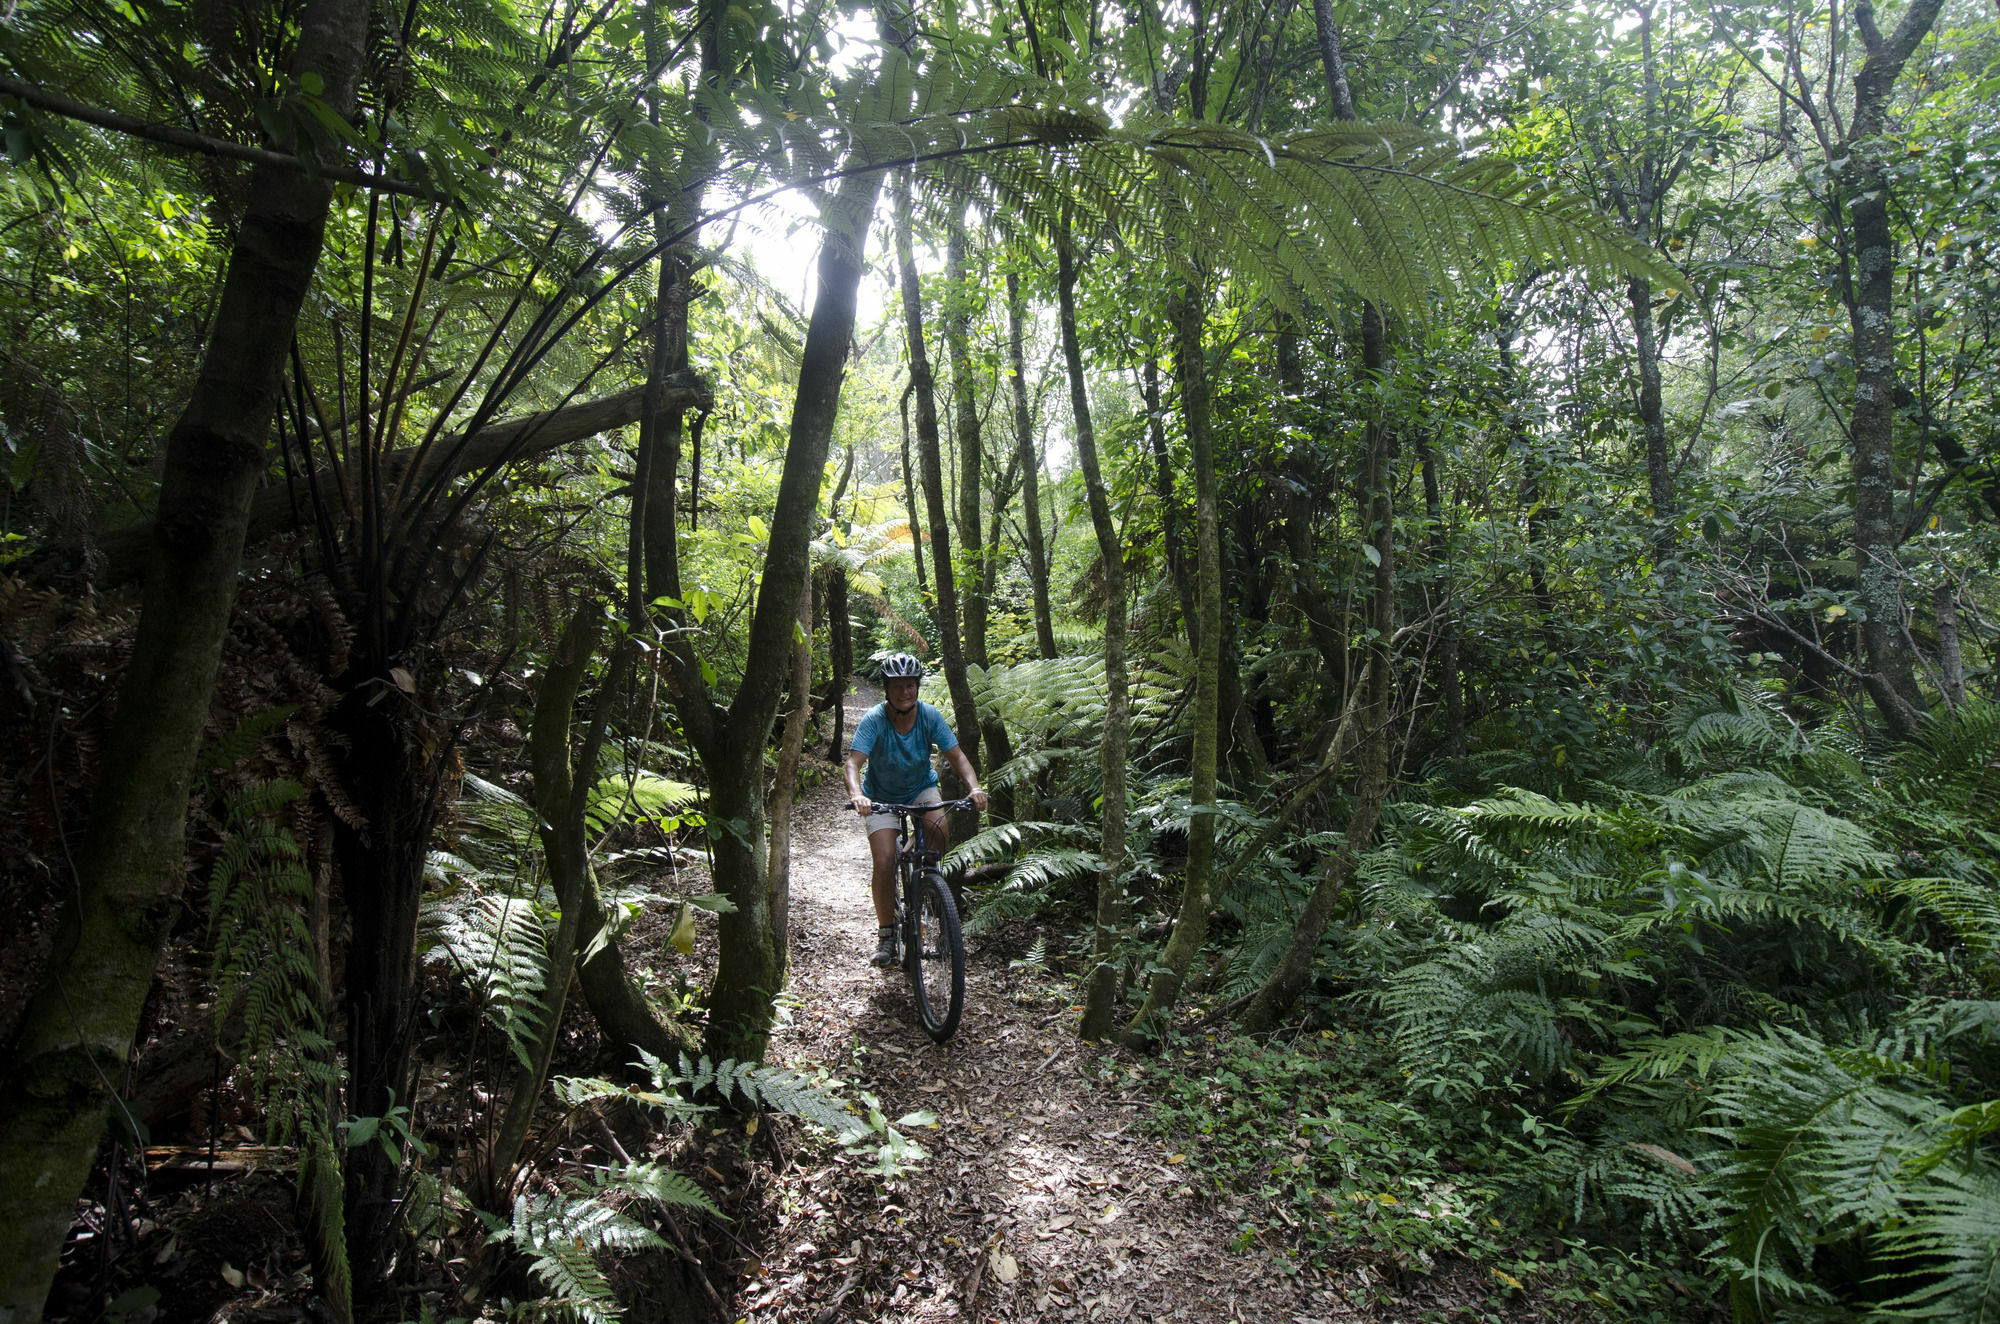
0, 74, 436, 199
66, 382, 708, 586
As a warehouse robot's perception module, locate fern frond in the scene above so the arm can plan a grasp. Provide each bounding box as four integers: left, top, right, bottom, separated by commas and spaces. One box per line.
1875, 1163, 2000, 1321
593, 1161, 720, 1217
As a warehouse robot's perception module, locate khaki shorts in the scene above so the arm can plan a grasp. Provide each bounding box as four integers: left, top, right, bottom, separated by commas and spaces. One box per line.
864, 786, 941, 835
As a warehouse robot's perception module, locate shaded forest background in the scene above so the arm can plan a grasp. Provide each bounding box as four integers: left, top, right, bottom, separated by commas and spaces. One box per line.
2, 0, 1998, 1317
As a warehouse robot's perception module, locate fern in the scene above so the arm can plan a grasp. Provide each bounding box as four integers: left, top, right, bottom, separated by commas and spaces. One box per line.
1875, 1164, 2000, 1321
426, 891, 552, 1071
205, 773, 349, 1315
496, 1190, 663, 1323
671, 1054, 863, 1141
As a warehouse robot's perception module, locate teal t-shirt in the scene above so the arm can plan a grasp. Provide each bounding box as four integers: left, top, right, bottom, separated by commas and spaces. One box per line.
851, 700, 958, 803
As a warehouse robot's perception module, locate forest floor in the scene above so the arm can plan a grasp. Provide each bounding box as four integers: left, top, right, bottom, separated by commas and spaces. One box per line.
729, 686, 1509, 1324
53, 688, 1553, 1324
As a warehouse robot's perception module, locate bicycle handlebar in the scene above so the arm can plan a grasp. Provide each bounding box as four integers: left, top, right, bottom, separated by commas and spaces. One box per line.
863, 797, 980, 815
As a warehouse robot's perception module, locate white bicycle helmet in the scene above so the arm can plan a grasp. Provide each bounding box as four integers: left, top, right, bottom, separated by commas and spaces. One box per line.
879, 652, 924, 680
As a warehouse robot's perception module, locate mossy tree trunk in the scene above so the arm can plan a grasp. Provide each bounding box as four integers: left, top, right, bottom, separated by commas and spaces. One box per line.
1059, 238, 1131, 1043
1008, 271, 1058, 661
486, 602, 607, 1198
1121, 280, 1221, 1048
0, 1, 368, 1315
894, 177, 982, 801
652, 162, 882, 1064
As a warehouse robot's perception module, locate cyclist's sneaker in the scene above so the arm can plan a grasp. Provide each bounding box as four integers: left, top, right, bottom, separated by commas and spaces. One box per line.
870, 926, 899, 967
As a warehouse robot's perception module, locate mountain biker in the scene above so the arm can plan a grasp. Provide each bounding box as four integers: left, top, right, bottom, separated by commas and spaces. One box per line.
844, 653, 987, 966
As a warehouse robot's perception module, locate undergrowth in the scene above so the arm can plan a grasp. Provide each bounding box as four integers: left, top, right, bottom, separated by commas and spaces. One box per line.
1138, 1025, 1702, 1321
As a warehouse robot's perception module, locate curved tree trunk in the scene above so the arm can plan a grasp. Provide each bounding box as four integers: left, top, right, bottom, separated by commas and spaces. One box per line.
699, 161, 885, 1063
487, 603, 606, 1199
0, 2, 368, 1315
1121, 280, 1221, 1048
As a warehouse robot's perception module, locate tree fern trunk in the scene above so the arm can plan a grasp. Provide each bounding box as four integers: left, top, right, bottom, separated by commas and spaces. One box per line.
1121, 280, 1220, 1048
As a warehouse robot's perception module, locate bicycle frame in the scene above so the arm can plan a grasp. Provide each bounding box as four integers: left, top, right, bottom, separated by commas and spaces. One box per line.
867, 798, 973, 1040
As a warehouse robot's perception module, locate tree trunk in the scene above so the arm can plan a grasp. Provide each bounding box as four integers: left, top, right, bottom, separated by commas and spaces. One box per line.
1239, 305, 1395, 1034
1274, 315, 1349, 721
1142, 355, 1198, 643
1839, 0, 1944, 738
1494, 302, 1554, 627
1415, 428, 1465, 756
0, 1, 368, 1314
895, 177, 982, 798
1009, 271, 1058, 659
820, 447, 854, 760
1310, 0, 1357, 118
945, 219, 1008, 822
898, 383, 927, 593
333, 675, 451, 1296
766, 556, 814, 977
1060, 240, 1131, 1043
487, 602, 605, 1199
1244, 12, 1393, 1026
1121, 281, 1221, 1048
1630, 273, 1674, 559
1934, 584, 1966, 710
700, 162, 885, 1063
823, 565, 853, 760
947, 221, 989, 691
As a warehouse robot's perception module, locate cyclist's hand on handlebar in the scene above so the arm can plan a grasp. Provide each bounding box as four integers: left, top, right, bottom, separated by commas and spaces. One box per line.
852, 795, 874, 818
969, 787, 988, 812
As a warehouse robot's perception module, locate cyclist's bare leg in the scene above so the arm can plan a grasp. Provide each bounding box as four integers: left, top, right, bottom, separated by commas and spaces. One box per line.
868, 827, 899, 926
919, 808, 949, 854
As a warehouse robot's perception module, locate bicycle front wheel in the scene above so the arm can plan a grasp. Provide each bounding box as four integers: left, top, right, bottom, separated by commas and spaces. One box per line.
907, 868, 964, 1042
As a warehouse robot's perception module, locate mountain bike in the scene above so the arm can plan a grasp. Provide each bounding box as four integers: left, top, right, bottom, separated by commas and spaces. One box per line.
866, 797, 973, 1042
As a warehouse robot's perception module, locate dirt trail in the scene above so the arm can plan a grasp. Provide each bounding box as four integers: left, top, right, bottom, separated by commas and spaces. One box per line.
741, 685, 1355, 1323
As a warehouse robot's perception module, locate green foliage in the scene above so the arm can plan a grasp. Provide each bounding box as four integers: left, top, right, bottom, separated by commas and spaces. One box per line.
1324, 702, 2000, 1316
1141, 1029, 1695, 1316
487, 1173, 694, 1324
205, 771, 349, 1316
